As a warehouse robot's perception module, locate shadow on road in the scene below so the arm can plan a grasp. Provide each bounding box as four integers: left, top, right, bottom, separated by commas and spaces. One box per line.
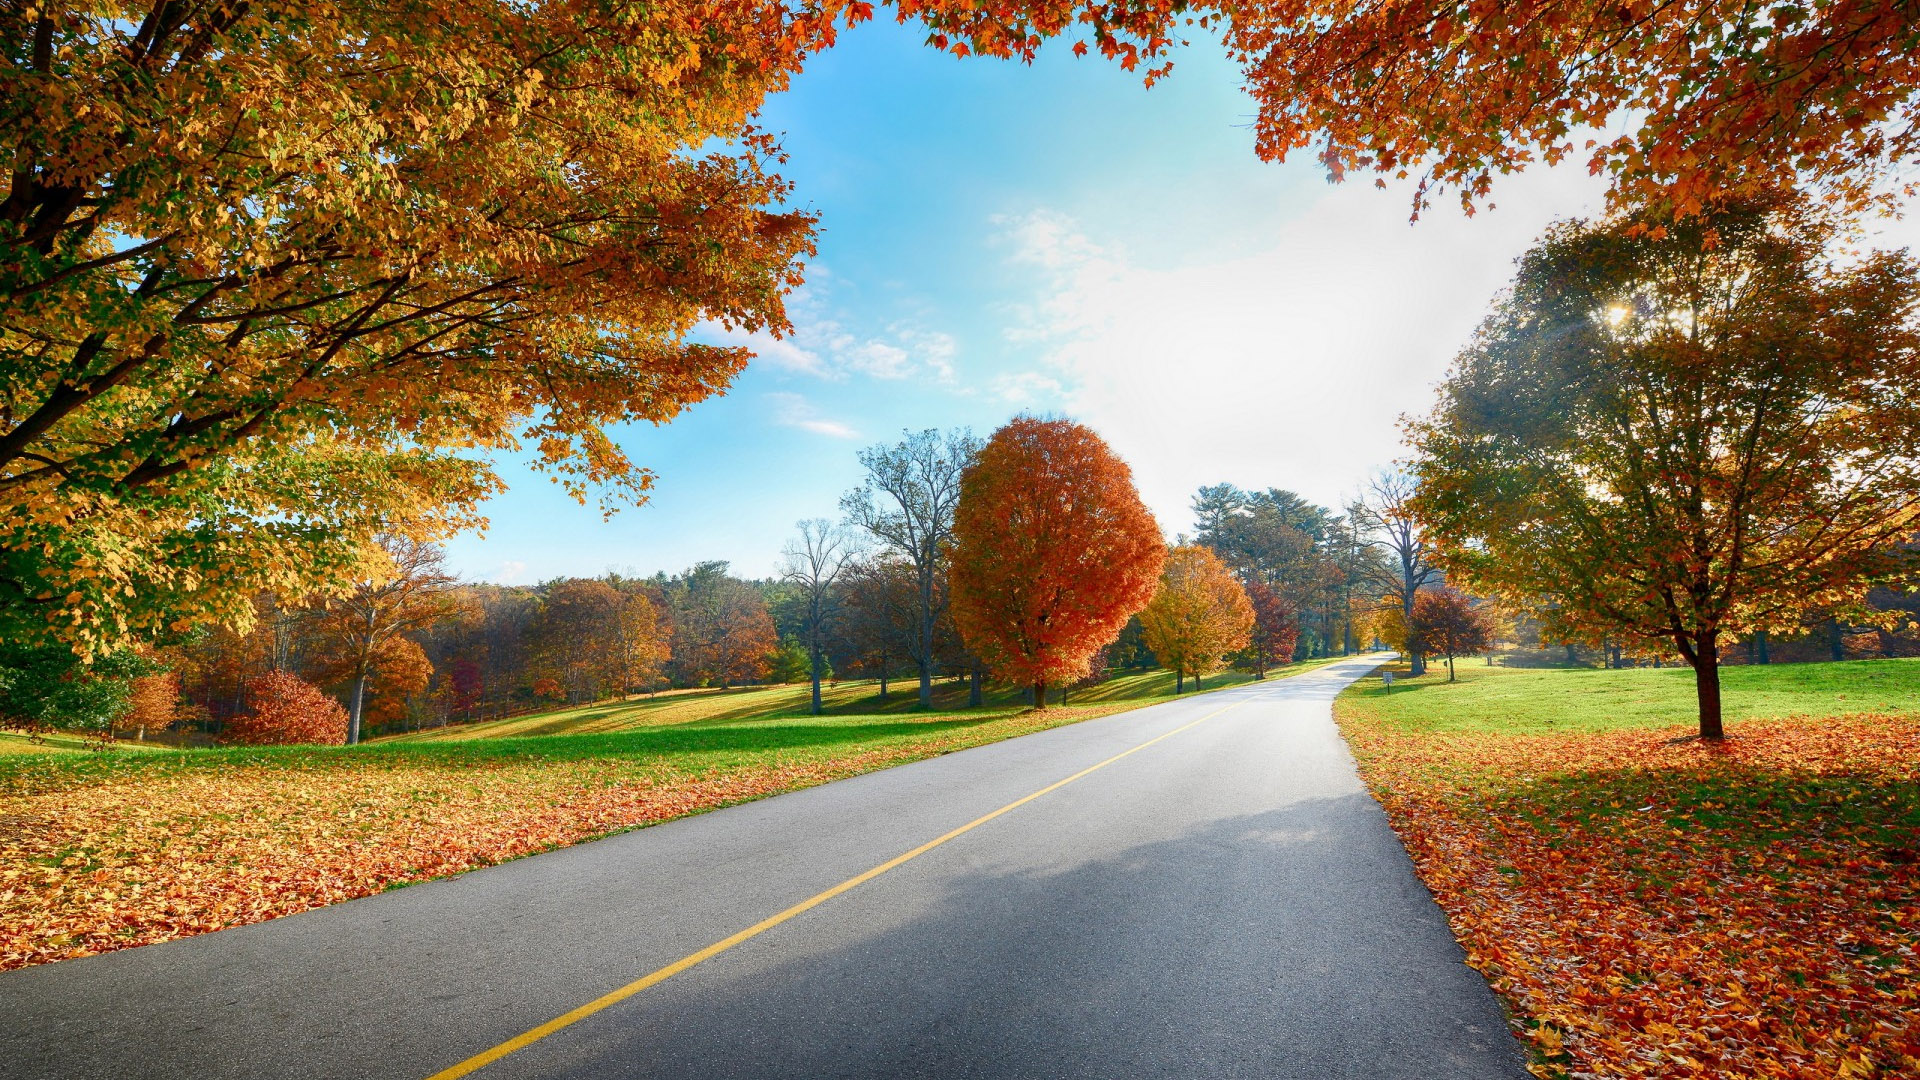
514, 793, 1528, 1080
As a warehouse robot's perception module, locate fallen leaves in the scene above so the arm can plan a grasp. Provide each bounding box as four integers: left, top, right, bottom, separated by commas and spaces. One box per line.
1337, 712, 1920, 1079
0, 708, 1097, 971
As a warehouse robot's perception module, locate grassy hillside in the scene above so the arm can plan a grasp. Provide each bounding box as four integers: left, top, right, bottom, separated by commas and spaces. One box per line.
0, 731, 171, 757
377, 664, 1324, 743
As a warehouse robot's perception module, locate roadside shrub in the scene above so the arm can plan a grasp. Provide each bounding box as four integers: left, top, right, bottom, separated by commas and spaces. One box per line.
225, 671, 349, 745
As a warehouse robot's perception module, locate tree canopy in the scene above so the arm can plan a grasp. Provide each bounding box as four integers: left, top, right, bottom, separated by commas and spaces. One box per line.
1139, 544, 1254, 691
2, 0, 823, 654
1409, 198, 1920, 737
903, 0, 1920, 215
949, 417, 1163, 705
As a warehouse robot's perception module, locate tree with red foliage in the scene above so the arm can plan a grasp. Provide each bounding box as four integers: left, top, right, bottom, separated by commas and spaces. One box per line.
1243, 582, 1301, 679
949, 417, 1164, 707
1410, 589, 1496, 683
226, 671, 349, 745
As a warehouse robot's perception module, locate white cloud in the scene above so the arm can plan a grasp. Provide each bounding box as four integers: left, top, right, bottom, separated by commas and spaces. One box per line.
845, 341, 912, 379
767, 392, 859, 439
997, 166, 1613, 532
699, 323, 826, 377
495, 560, 529, 584
702, 273, 962, 385
893, 326, 959, 382
990, 370, 1064, 404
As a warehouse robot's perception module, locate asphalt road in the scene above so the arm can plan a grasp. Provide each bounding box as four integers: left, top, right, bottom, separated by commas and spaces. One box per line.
0, 655, 1526, 1080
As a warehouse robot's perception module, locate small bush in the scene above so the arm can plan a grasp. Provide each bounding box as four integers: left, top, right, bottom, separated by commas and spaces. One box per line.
226, 671, 349, 745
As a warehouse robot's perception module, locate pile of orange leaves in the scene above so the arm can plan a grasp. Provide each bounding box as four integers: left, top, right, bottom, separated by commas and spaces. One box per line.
1339, 713, 1920, 1078
0, 710, 1097, 971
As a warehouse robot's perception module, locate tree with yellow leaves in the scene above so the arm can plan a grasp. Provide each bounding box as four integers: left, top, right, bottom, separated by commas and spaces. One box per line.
2, 0, 824, 655
1139, 545, 1254, 693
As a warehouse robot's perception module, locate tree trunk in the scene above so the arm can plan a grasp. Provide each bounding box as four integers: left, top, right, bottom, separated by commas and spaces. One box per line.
878, 656, 889, 700
348, 669, 368, 745
1565, 643, 1577, 665
1691, 635, 1725, 740
968, 664, 982, 707
1194, 669, 1203, 691
1175, 669, 1185, 694
1061, 684, 1069, 705
1402, 585, 1425, 676
809, 641, 823, 716
1756, 631, 1770, 665
917, 569, 936, 711
1828, 620, 1845, 661
1032, 681, 1046, 709
1446, 654, 1455, 681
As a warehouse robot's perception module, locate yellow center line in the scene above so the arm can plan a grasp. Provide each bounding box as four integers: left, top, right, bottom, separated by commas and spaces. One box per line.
423, 698, 1247, 1079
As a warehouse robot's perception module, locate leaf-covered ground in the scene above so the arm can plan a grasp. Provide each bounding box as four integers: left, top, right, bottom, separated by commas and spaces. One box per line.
1337, 660, 1920, 1079
1, 699, 1170, 971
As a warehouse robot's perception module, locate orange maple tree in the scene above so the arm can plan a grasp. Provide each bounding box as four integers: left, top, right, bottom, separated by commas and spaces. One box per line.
224, 671, 349, 746
120, 667, 180, 740
308, 538, 465, 744
1138, 544, 1253, 692
949, 417, 1164, 706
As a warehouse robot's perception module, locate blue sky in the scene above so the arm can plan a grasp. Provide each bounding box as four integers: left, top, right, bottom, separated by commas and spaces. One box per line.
443, 20, 1624, 585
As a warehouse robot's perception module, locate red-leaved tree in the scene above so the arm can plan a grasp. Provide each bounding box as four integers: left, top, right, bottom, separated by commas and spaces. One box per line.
1410, 589, 1496, 683
949, 417, 1165, 706
1243, 581, 1301, 679
225, 671, 350, 746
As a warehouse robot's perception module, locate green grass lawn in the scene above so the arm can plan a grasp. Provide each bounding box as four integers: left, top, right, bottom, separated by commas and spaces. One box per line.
0, 731, 172, 757
1344, 653, 1920, 736
376, 661, 1346, 743
1, 659, 1352, 795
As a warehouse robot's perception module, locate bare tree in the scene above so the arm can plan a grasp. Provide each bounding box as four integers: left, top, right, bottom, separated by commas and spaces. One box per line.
841, 428, 981, 710
1354, 472, 1439, 675
780, 520, 860, 715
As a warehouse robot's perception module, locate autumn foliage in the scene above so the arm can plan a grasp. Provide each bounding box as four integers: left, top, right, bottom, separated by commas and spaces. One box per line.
1, 0, 824, 655
1242, 581, 1300, 678
900, 0, 1920, 217
1138, 545, 1253, 691
949, 418, 1163, 704
1410, 199, 1920, 737
223, 672, 349, 746
121, 669, 180, 739
1339, 707, 1920, 1079
1409, 589, 1494, 681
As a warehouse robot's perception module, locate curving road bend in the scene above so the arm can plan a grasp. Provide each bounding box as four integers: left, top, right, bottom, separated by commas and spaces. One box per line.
0, 654, 1526, 1080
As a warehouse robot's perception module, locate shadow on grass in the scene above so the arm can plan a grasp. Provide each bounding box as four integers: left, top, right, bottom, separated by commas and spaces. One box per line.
0, 716, 1023, 790
1500, 756, 1920, 847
